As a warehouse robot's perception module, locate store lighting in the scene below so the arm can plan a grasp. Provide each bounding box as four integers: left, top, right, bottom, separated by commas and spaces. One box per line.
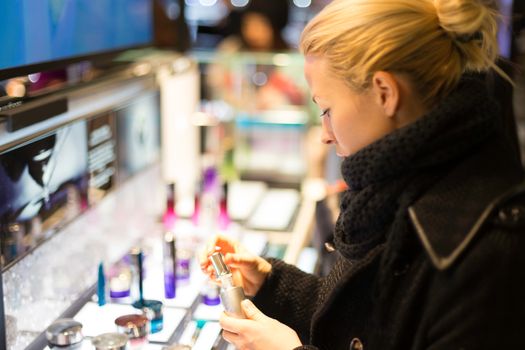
199, 0, 218, 6
5, 79, 26, 97
231, 0, 249, 7
293, 0, 311, 8
252, 72, 268, 86
28, 73, 41, 83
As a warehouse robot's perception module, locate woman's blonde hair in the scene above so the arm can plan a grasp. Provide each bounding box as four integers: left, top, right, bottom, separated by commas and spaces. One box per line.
300, 0, 506, 106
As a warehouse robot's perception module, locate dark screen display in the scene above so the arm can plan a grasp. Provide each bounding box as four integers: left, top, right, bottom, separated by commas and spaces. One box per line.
116, 92, 160, 183
0, 89, 160, 268
87, 112, 117, 205
0, 0, 152, 71
0, 121, 89, 267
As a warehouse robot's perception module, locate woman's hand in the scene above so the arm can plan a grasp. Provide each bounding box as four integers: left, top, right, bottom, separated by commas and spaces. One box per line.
199, 235, 272, 296
220, 299, 302, 350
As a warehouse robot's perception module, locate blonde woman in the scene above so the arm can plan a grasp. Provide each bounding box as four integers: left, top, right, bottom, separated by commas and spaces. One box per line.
201, 0, 525, 348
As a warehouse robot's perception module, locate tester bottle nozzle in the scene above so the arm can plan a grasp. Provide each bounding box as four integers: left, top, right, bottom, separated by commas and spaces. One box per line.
208, 252, 246, 318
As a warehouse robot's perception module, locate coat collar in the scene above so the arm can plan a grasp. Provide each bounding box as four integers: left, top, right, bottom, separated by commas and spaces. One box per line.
408, 139, 523, 270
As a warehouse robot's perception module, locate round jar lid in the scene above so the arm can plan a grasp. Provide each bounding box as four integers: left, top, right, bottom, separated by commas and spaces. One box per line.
114, 314, 149, 338
133, 299, 164, 320
45, 318, 83, 346
92, 332, 128, 350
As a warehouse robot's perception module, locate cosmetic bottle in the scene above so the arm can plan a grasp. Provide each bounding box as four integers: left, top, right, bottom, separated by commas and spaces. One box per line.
176, 247, 192, 283
199, 167, 219, 232
4, 222, 24, 262
163, 232, 177, 298
97, 262, 106, 306
209, 252, 246, 318
190, 319, 207, 346
218, 182, 231, 230
129, 248, 143, 302
201, 279, 221, 306
137, 299, 164, 334
163, 183, 177, 230
191, 181, 201, 226
166, 183, 176, 214
108, 259, 131, 300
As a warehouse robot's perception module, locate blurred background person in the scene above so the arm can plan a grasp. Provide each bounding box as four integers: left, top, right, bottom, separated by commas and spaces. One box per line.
218, 0, 291, 52
206, 0, 303, 111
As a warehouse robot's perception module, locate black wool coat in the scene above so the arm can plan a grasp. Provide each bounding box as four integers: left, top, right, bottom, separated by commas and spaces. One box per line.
252, 135, 525, 350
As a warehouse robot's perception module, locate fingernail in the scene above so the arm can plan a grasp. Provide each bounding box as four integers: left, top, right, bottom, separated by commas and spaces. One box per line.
241, 299, 252, 310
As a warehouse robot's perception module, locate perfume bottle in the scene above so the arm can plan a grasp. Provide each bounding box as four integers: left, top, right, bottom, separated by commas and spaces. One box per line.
108, 258, 131, 300
200, 167, 219, 232
192, 180, 201, 226
163, 183, 177, 230
163, 232, 177, 299
218, 182, 231, 230
209, 252, 246, 318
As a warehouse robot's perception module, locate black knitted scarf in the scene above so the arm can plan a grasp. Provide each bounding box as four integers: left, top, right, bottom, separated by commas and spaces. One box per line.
333, 77, 498, 262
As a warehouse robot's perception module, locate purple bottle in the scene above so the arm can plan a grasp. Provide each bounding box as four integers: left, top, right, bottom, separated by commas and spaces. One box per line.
163, 232, 177, 298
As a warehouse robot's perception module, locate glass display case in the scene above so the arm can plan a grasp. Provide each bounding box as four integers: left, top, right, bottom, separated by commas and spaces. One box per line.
0, 70, 162, 349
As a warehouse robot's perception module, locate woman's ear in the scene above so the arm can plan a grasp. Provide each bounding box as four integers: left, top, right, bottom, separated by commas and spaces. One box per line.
371, 71, 400, 118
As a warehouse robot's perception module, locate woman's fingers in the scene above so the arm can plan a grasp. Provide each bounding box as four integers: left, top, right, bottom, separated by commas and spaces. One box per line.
224, 252, 256, 268
199, 235, 231, 270
219, 311, 247, 333
221, 329, 241, 345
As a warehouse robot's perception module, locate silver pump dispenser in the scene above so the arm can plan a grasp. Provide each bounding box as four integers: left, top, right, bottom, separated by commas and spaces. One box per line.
209, 252, 246, 318
210, 252, 230, 275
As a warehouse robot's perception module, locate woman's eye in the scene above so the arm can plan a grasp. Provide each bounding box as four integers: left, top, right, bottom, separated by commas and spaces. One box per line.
320, 109, 330, 118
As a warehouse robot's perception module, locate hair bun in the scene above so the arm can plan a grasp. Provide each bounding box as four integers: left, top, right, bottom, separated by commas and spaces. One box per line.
435, 0, 486, 36
300, 0, 508, 107
434, 0, 498, 70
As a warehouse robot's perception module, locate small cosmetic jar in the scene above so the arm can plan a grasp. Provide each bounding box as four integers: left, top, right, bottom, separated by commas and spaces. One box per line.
115, 314, 149, 349
45, 318, 84, 348
133, 299, 164, 334
202, 281, 220, 306
109, 271, 131, 299
92, 332, 128, 350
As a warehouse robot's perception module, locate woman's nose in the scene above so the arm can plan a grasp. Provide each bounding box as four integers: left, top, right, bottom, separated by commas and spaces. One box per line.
320, 116, 335, 145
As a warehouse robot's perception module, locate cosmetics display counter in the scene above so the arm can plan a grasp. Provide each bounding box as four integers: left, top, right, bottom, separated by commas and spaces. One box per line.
0, 53, 167, 349
2, 159, 316, 350
0, 51, 318, 349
